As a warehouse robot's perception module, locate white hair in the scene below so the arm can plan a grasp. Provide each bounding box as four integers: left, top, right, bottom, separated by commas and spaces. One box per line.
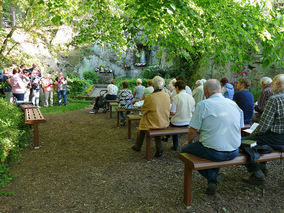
195, 80, 201, 85
152, 76, 165, 90
260, 77, 272, 86
136, 78, 142, 84
200, 79, 207, 85
171, 78, 177, 84
275, 74, 284, 89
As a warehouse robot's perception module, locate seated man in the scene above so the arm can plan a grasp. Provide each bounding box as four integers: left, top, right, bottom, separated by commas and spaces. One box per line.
254, 77, 273, 122
131, 76, 170, 157
243, 74, 284, 185
181, 79, 244, 195
170, 80, 195, 150
233, 78, 254, 124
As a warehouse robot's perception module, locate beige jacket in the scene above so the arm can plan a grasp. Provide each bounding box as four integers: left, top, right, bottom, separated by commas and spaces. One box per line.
138, 91, 171, 130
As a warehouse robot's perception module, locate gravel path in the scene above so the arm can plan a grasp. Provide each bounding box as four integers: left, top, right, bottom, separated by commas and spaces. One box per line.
0, 107, 283, 213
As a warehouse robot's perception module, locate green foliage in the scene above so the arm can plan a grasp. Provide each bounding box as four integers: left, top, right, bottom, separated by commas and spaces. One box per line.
0, 98, 31, 188
83, 70, 98, 84
67, 73, 90, 96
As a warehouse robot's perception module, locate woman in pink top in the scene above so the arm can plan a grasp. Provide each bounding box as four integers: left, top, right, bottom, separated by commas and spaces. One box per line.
10, 68, 25, 101
42, 74, 54, 107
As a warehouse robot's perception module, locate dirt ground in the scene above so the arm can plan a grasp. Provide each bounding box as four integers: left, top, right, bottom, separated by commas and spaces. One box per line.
0, 106, 283, 213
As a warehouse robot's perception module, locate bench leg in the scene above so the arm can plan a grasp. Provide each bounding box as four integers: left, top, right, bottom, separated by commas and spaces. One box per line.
33, 123, 40, 149
117, 111, 119, 127
146, 134, 151, 161
110, 105, 112, 119
184, 164, 192, 208
128, 119, 131, 139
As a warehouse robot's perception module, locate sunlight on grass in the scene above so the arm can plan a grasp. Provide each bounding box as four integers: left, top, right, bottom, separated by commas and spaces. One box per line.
40, 100, 92, 114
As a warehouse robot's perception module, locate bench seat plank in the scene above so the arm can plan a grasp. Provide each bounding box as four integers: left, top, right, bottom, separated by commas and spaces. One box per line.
179, 151, 282, 170
25, 108, 46, 125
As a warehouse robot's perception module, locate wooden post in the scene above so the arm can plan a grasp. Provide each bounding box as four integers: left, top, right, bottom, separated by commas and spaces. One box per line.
33, 123, 40, 149
117, 110, 120, 127
110, 104, 113, 119
184, 164, 192, 208
146, 133, 151, 161
128, 118, 131, 139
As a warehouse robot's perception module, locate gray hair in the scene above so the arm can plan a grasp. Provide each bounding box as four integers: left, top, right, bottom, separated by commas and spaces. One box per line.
152, 76, 165, 90
260, 77, 272, 86
204, 79, 221, 93
274, 74, 284, 90
136, 78, 142, 84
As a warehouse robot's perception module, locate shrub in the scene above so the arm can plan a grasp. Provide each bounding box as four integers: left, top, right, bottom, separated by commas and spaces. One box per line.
67, 74, 90, 96
116, 78, 149, 92
83, 71, 98, 84
0, 99, 31, 187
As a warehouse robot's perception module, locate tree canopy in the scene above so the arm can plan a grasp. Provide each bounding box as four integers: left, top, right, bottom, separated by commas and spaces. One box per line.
0, 0, 283, 70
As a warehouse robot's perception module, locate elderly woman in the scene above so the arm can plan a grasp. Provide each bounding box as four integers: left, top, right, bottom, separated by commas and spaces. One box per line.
131, 76, 171, 157
233, 78, 254, 124
42, 74, 54, 107
133, 78, 145, 103
10, 68, 25, 101
192, 79, 206, 104
118, 80, 133, 126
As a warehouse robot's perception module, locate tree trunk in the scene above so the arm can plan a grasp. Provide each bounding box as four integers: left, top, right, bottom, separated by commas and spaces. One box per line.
9, 3, 16, 27
0, 0, 3, 28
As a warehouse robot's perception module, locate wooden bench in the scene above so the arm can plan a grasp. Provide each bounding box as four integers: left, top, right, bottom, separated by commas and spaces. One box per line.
145, 126, 189, 161
116, 107, 141, 127
179, 151, 283, 209
109, 102, 118, 118
127, 114, 141, 139
25, 107, 46, 149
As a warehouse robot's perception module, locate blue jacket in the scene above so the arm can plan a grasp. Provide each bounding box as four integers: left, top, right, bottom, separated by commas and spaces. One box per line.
224, 83, 234, 100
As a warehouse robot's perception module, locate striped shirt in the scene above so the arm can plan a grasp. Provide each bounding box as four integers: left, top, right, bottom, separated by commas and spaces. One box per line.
255, 86, 274, 113
253, 90, 284, 135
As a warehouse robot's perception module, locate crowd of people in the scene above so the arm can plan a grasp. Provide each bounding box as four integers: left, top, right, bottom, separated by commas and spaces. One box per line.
0, 64, 68, 107
101, 73, 283, 196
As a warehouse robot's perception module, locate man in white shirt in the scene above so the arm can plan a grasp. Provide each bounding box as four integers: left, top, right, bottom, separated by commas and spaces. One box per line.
170, 80, 195, 150
181, 79, 244, 195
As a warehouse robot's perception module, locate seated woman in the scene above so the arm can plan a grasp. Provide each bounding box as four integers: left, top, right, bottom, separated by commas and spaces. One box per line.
220, 77, 234, 100
233, 78, 254, 124
254, 77, 273, 121
141, 80, 154, 100
170, 80, 195, 150
118, 80, 133, 126
133, 78, 145, 103
131, 76, 171, 157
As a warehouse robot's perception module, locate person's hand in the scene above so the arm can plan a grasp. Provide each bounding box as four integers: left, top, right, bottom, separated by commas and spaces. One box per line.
181, 142, 188, 148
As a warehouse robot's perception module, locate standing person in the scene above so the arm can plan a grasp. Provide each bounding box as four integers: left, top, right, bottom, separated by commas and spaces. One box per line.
117, 80, 133, 126
233, 78, 254, 124
42, 74, 54, 107
2, 69, 13, 103
220, 77, 234, 100
170, 80, 195, 150
30, 70, 41, 106
254, 77, 274, 121
10, 68, 25, 102
131, 76, 171, 157
243, 74, 284, 185
133, 78, 145, 103
54, 72, 67, 106
22, 69, 32, 102
181, 79, 244, 195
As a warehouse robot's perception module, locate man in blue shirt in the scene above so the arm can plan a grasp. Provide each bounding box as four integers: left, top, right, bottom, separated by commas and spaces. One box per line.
181, 79, 244, 195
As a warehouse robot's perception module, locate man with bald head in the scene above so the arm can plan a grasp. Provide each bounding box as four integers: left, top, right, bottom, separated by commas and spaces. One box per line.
181, 79, 244, 195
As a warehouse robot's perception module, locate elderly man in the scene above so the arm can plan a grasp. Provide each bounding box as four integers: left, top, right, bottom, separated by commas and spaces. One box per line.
131, 76, 170, 157
244, 74, 284, 185
254, 77, 273, 121
181, 79, 244, 195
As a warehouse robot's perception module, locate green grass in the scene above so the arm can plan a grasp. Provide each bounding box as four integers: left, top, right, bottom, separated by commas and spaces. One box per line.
40, 99, 92, 114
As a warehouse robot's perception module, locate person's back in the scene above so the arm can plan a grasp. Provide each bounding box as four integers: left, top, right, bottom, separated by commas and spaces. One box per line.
171, 92, 195, 124
134, 85, 145, 101
224, 83, 234, 100
198, 94, 242, 151
139, 90, 170, 130
233, 90, 254, 124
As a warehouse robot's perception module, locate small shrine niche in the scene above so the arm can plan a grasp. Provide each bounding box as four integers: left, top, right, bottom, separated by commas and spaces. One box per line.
134, 43, 149, 67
